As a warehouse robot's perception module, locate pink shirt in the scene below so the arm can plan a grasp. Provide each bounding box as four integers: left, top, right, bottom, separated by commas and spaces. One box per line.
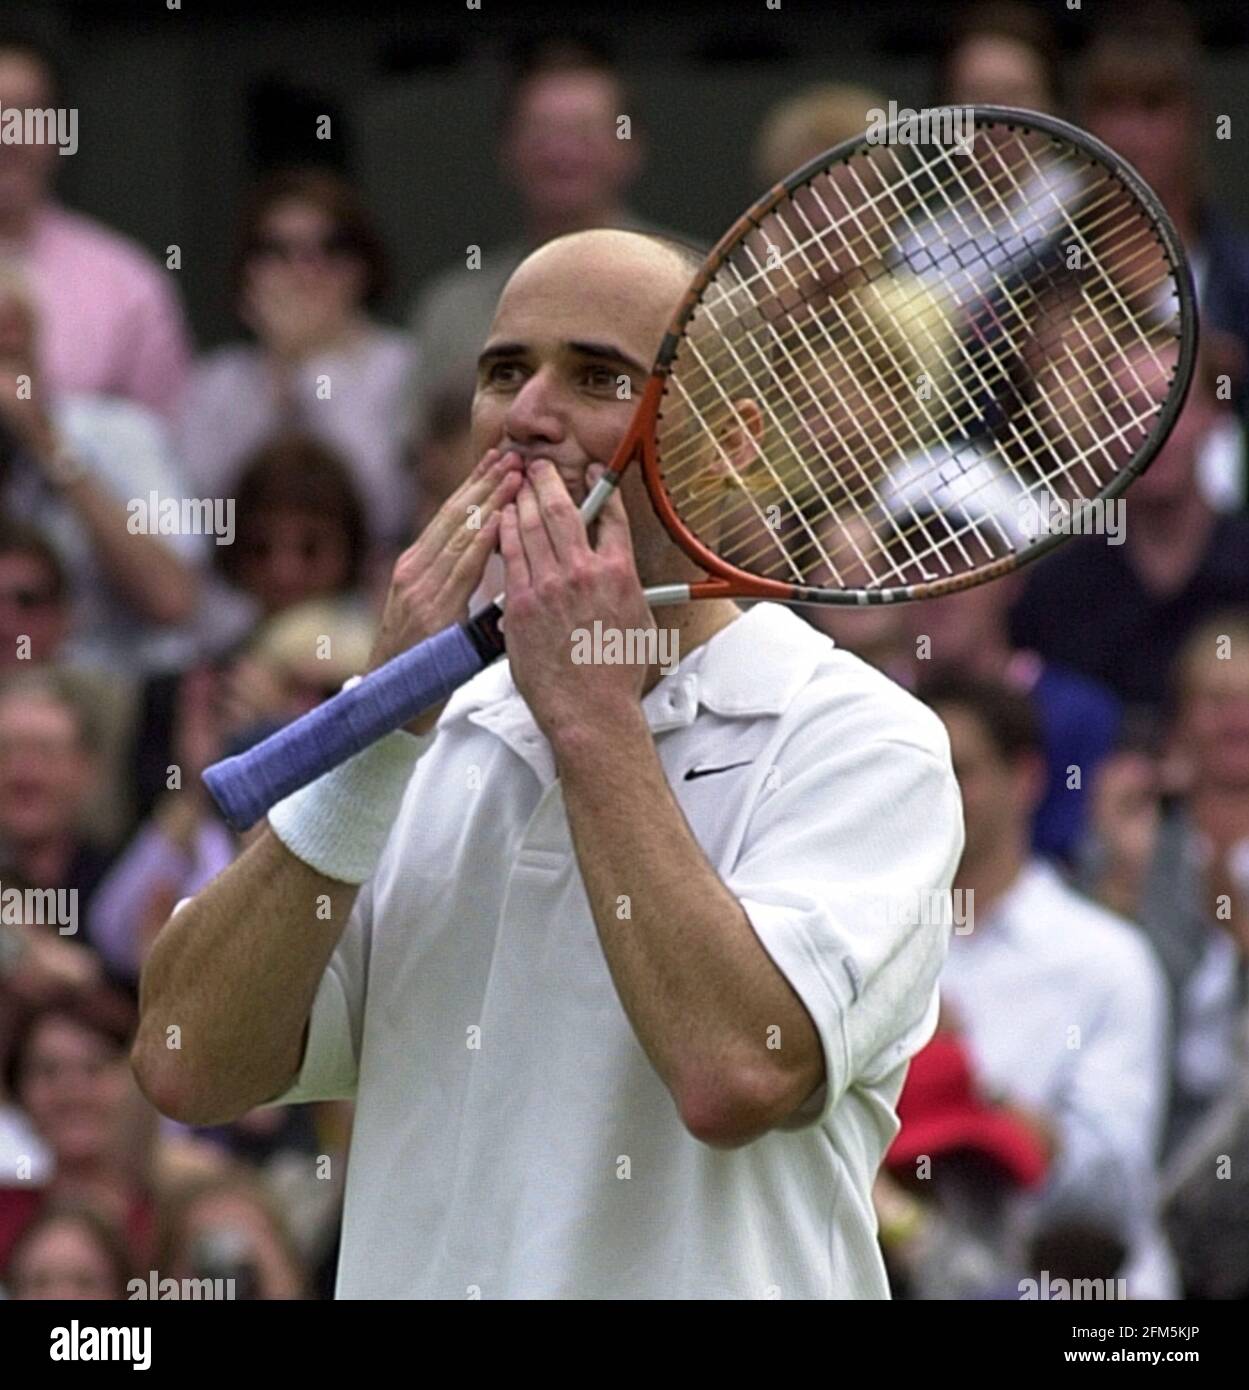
10, 202, 193, 417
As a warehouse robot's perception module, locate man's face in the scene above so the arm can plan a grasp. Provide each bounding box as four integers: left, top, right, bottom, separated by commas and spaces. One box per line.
0, 692, 93, 841
0, 552, 68, 666
471, 230, 691, 585
1176, 647, 1249, 791
1084, 87, 1193, 206
0, 52, 59, 221
937, 703, 1036, 866
906, 577, 1017, 673
18, 1015, 129, 1167
945, 35, 1054, 111
503, 70, 638, 223
235, 509, 352, 614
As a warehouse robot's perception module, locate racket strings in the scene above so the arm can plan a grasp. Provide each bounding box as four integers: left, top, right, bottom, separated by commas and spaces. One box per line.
655, 123, 1183, 591
664, 156, 1168, 471
662, 172, 1168, 494
667, 214, 1172, 583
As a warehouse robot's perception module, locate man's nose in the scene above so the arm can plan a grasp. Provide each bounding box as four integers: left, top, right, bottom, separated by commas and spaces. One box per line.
504, 368, 566, 446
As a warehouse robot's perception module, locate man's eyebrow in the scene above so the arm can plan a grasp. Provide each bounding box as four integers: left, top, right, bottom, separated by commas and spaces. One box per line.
477, 342, 526, 370
476, 339, 651, 376
567, 341, 650, 376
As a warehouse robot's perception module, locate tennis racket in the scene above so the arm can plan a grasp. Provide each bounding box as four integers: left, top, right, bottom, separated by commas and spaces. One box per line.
205, 104, 1197, 831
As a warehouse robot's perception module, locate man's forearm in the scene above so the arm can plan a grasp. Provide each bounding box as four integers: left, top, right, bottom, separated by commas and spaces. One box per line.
555, 708, 822, 1144
132, 827, 357, 1125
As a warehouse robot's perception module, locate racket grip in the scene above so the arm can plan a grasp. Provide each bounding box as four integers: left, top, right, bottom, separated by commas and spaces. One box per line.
203, 609, 504, 832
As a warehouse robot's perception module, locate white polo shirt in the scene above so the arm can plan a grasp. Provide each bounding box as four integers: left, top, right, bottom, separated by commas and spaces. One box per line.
941, 859, 1174, 1296
277, 603, 964, 1299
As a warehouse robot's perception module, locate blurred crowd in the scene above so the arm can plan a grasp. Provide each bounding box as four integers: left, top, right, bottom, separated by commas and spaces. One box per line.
0, 0, 1247, 1301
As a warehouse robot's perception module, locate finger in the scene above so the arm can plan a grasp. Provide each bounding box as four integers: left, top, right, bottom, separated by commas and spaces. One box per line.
425, 466, 523, 590
446, 503, 510, 592
515, 476, 558, 579
415, 449, 518, 554
526, 457, 589, 562
498, 502, 528, 598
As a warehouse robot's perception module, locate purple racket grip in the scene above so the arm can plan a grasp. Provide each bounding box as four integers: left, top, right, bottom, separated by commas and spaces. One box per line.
203, 619, 491, 832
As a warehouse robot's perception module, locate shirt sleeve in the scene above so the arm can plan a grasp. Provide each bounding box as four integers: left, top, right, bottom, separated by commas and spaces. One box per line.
266, 879, 375, 1106
728, 724, 965, 1130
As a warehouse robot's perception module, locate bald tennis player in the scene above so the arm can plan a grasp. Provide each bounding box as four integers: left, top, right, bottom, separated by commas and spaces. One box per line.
134, 229, 964, 1300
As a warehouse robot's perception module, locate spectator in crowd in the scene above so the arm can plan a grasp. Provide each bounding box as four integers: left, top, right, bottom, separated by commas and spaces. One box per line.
0, 519, 157, 849
199, 433, 371, 656
92, 599, 377, 985
878, 1023, 1050, 1298
0, 31, 192, 416
1083, 612, 1249, 1162
752, 83, 886, 189
919, 673, 1175, 1297
176, 168, 416, 546
410, 384, 476, 538
900, 564, 1122, 865
158, 1170, 308, 1300
1010, 339, 1249, 725
934, 0, 1060, 112
0, 670, 116, 948
0, 516, 68, 667
130, 435, 371, 826
0, 875, 131, 1193
1078, 0, 1249, 439
0, 267, 201, 674
0, 1000, 150, 1272
406, 39, 670, 446
3, 1202, 132, 1298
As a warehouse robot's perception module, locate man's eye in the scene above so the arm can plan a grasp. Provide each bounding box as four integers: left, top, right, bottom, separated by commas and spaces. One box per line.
584, 365, 618, 389
487, 362, 523, 386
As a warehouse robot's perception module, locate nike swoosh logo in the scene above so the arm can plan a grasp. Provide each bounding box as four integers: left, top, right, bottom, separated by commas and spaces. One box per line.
684, 760, 753, 781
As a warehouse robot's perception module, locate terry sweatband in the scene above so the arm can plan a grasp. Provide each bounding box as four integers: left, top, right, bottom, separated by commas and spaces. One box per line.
267, 686, 434, 883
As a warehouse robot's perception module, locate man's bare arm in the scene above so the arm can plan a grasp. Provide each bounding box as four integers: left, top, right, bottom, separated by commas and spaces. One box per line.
133, 447, 525, 1124
131, 828, 357, 1126
557, 712, 824, 1150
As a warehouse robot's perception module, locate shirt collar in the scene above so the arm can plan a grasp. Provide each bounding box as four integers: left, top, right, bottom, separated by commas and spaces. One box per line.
437, 602, 832, 785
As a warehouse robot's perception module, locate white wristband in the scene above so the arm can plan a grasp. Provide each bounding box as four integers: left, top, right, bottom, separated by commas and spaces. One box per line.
267, 720, 433, 884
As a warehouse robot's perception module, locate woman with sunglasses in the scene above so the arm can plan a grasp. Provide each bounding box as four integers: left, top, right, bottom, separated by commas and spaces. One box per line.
175, 167, 416, 548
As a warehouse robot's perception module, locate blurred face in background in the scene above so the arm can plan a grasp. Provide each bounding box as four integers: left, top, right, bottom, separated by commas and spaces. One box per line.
944, 35, 1054, 111
171, 1188, 304, 1300
243, 197, 367, 322
1175, 638, 1249, 792
905, 574, 1019, 674
17, 1015, 130, 1169
234, 509, 352, 614
8, 1216, 123, 1299
503, 68, 639, 226
1083, 75, 1195, 211
1128, 368, 1216, 508
936, 702, 1039, 866
0, 50, 59, 227
0, 551, 68, 665
0, 691, 93, 843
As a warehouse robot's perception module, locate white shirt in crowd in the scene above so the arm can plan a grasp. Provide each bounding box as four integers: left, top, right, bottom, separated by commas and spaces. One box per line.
941, 858, 1175, 1296
2, 394, 202, 674
276, 604, 964, 1298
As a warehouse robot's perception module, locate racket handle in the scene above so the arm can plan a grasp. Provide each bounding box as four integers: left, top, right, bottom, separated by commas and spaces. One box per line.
203, 606, 506, 832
